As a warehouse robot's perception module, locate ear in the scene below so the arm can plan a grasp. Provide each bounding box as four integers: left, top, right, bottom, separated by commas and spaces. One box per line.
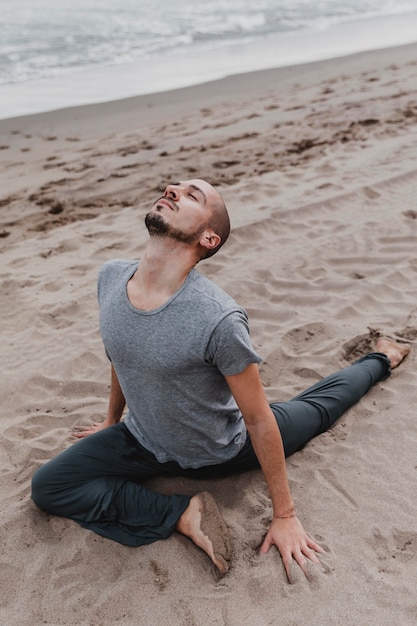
199, 229, 221, 255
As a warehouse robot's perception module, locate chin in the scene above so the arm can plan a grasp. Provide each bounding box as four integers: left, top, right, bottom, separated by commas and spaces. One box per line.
145, 211, 169, 236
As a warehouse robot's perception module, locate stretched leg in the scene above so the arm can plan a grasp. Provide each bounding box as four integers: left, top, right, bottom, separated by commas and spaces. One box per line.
180, 341, 409, 477
31, 423, 190, 546
271, 337, 409, 456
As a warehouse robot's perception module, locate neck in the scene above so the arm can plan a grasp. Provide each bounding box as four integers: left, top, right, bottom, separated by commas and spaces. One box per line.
128, 238, 197, 310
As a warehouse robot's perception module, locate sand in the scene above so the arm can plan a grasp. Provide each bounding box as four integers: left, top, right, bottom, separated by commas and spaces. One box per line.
1, 42, 417, 625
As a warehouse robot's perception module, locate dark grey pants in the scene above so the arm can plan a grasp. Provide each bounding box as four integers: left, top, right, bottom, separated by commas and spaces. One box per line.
31, 353, 390, 546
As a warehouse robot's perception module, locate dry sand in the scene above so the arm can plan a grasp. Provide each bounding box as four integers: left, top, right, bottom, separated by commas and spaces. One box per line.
1, 43, 417, 625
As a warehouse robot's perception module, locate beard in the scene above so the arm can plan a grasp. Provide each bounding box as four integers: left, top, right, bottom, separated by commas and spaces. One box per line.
145, 212, 205, 245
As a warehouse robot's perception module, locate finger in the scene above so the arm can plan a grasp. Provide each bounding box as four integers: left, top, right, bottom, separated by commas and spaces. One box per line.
306, 537, 325, 554
293, 552, 310, 580
302, 546, 321, 566
258, 535, 272, 555
72, 423, 99, 435
72, 427, 95, 438
282, 554, 294, 584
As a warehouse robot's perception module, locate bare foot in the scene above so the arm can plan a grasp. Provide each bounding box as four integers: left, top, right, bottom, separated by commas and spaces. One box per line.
176, 492, 232, 578
376, 337, 410, 368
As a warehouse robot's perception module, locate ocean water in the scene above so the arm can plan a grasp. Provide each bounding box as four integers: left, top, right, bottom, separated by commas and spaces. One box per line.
1, 0, 417, 119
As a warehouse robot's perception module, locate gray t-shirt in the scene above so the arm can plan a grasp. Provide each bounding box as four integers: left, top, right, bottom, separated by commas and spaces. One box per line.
98, 259, 262, 468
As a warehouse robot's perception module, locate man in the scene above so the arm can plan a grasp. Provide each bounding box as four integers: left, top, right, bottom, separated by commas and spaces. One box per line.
32, 179, 409, 580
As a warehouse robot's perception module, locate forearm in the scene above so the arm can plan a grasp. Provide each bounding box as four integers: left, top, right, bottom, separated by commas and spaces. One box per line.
107, 364, 126, 423
247, 414, 295, 517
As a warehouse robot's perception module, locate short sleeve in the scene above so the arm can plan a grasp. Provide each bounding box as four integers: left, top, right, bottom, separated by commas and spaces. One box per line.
206, 309, 262, 376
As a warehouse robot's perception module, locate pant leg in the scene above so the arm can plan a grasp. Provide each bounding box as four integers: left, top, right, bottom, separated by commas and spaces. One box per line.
31, 423, 190, 546
189, 352, 391, 478
270, 352, 391, 457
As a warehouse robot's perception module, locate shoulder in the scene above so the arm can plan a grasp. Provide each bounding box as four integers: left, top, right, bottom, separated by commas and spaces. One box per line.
189, 270, 242, 313
98, 259, 138, 297
98, 259, 138, 282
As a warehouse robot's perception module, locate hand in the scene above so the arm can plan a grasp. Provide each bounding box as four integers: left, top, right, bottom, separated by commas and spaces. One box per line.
259, 515, 324, 582
72, 417, 115, 439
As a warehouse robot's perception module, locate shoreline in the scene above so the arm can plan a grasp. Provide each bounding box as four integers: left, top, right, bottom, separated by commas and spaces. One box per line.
1, 6, 417, 124
1, 40, 417, 137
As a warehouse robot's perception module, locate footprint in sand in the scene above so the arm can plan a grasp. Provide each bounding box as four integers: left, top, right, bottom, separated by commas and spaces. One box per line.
403, 209, 417, 220
397, 308, 417, 341
367, 527, 417, 573
342, 331, 379, 362
150, 560, 170, 591
280, 322, 335, 357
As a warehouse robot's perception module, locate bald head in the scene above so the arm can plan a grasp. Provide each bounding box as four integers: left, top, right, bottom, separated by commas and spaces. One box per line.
189, 179, 230, 260
150, 178, 230, 260
202, 194, 230, 259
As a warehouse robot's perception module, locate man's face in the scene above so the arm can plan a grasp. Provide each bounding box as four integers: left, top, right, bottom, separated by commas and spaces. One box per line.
145, 179, 219, 245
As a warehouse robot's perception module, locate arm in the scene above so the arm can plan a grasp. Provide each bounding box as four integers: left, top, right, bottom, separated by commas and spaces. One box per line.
106, 363, 126, 423
74, 363, 126, 438
225, 363, 323, 580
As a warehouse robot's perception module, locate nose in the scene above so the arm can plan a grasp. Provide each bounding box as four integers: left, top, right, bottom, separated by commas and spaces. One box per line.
164, 184, 180, 200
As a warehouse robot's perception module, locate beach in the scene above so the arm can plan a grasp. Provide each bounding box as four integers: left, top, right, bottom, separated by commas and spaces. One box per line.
1, 41, 417, 625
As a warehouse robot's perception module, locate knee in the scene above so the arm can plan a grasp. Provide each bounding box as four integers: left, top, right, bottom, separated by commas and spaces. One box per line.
31, 463, 56, 512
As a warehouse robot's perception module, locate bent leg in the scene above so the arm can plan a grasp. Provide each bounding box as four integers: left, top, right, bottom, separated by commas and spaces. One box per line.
31, 423, 190, 546
270, 352, 391, 456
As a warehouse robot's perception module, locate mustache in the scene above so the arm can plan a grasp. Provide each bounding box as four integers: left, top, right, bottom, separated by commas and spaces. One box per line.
155, 196, 179, 211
